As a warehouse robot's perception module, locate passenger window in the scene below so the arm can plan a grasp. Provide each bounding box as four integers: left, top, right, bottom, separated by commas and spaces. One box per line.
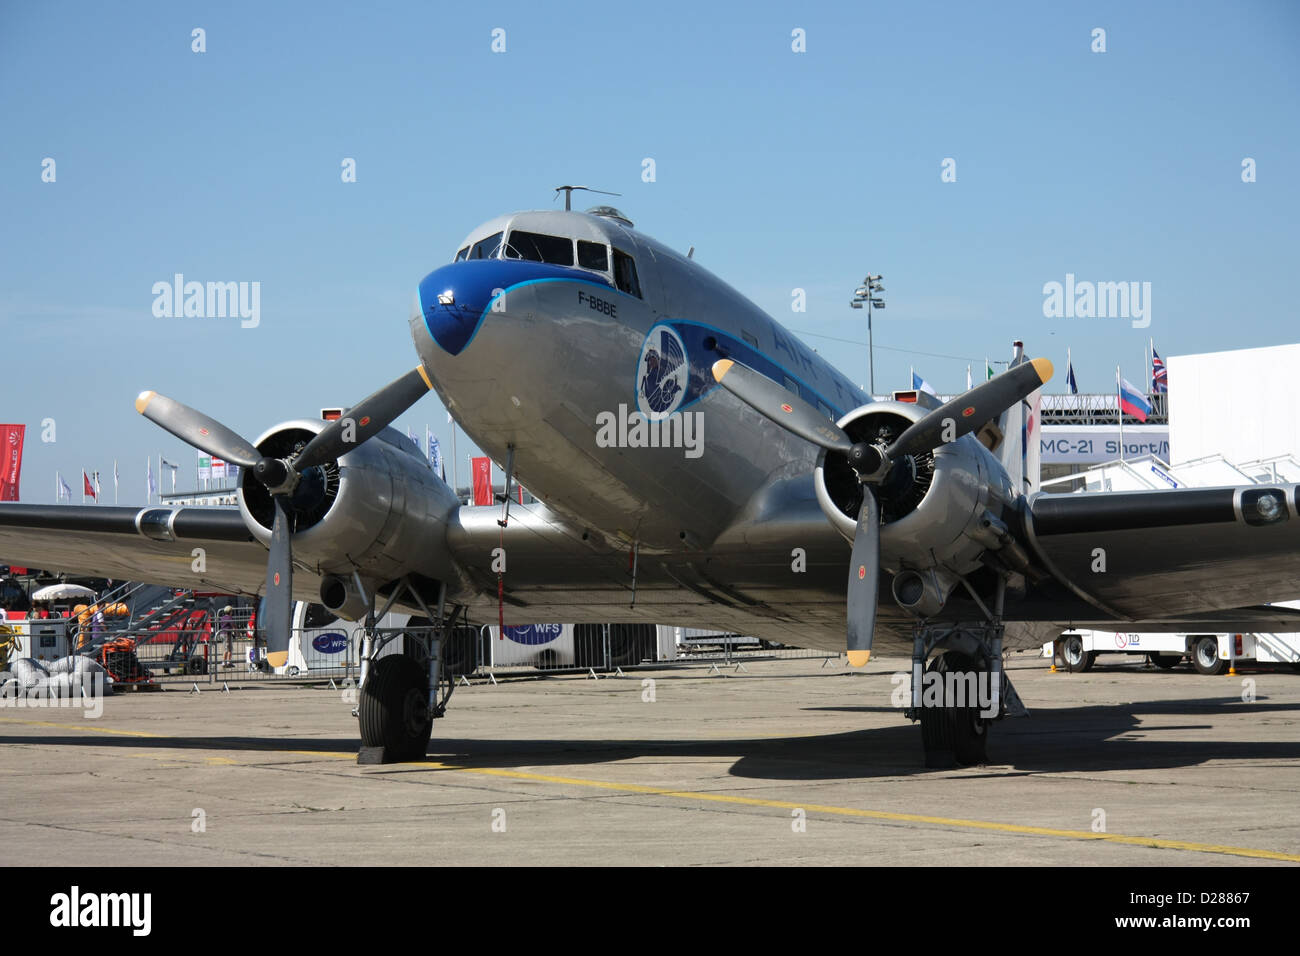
470, 232, 502, 260
783, 375, 799, 394
741, 330, 759, 348
577, 241, 609, 272
506, 231, 574, 266
613, 249, 641, 297
455, 246, 469, 262
817, 400, 833, 420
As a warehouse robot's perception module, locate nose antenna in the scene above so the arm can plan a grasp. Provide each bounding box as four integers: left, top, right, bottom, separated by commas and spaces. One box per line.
553, 185, 621, 211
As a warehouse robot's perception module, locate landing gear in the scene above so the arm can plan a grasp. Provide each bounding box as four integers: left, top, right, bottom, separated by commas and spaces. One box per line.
905, 612, 1026, 769
354, 576, 460, 764
359, 655, 432, 761
918, 652, 989, 768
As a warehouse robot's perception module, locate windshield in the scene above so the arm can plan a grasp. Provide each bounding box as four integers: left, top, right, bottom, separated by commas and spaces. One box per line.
506, 231, 574, 266
469, 232, 503, 260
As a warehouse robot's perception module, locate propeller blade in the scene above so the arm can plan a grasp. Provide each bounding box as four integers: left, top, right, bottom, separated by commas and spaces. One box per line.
134, 391, 260, 469
711, 359, 854, 454
887, 358, 1053, 460
295, 366, 435, 471
262, 495, 294, 670
846, 492, 879, 667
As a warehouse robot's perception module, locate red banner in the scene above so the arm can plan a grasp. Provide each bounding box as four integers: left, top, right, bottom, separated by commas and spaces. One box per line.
0, 425, 24, 502
471, 456, 493, 506
83, 470, 97, 501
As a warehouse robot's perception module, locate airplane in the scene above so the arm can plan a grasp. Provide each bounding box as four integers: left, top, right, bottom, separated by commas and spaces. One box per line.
4, 197, 1300, 767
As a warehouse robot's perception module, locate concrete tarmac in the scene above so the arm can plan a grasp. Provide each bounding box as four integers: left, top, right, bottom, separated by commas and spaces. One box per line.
2, 653, 1298, 866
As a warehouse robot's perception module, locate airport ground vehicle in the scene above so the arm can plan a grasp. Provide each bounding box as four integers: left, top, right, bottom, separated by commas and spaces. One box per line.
1055, 624, 1300, 675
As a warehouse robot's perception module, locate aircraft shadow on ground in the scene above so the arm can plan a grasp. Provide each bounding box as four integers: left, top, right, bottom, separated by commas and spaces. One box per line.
4, 696, 1299, 781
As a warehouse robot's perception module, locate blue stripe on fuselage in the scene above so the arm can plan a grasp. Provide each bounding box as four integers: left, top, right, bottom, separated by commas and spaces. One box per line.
418, 260, 614, 356
655, 319, 852, 419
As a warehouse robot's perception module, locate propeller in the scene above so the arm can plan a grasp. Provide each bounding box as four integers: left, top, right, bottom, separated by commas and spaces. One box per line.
135, 365, 435, 667
712, 357, 1053, 666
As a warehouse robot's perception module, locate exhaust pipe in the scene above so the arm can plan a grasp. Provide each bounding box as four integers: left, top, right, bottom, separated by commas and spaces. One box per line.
320, 575, 370, 621
892, 568, 953, 618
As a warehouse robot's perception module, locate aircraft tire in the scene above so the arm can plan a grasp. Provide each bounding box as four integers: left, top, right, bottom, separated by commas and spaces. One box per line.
186, 655, 207, 676
919, 653, 988, 767
359, 655, 432, 761
1062, 634, 1095, 673
1192, 636, 1227, 676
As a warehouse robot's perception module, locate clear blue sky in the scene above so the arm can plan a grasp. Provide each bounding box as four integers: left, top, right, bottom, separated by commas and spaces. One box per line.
2, 1, 1297, 504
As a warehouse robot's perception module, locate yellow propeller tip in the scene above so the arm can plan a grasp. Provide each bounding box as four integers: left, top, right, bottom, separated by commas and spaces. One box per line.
1030, 357, 1054, 383
134, 391, 156, 414
711, 359, 734, 383
847, 650, 872, 667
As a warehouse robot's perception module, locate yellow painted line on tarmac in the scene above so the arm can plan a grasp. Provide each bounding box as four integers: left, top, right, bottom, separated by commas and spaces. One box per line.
5, 716, 1299, 863
0, 716, 160, 738
406, 762, 1300, 864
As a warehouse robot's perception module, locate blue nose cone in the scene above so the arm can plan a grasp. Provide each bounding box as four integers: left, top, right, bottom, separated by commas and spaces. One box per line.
416, 260, 612, 356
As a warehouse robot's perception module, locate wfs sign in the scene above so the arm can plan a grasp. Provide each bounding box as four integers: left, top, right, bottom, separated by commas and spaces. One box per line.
503, 624, 563, 646
310, 632, 350, 655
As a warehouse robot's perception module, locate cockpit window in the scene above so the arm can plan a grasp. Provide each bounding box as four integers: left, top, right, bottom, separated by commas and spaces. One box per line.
577, 240, 609, 272
613, 249, 641, 298
454, 246, 469, 262
505, 231, 574, 266
470, 232, 503, 260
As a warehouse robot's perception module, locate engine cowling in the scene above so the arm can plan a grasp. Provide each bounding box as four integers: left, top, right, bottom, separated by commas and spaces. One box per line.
814, 402, 1020, 614
237, 419, 467, 607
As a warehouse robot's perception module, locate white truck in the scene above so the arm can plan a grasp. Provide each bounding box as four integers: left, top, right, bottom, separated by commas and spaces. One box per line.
1054, 620, 1300, 676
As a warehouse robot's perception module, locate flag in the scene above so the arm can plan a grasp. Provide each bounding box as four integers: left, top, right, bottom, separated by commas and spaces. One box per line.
57, 471, 72, 502
966, 365, 972, 390
1066, 354, 1078, 395
1151, 346, 1167, 394
471, 456, 493, 506
407, 426, 419, 453
147, 458, 156, 500
911, 371, 937, 397
428, 432, 443, 480
113, 460, 119, 500
1119, 376, 1151, 422
0, 424, 24, 502
83, 470, 97, 501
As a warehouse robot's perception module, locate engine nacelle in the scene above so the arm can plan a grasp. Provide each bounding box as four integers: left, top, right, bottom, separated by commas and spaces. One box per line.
237, 419, 467, 605
814, 402, 1019, 604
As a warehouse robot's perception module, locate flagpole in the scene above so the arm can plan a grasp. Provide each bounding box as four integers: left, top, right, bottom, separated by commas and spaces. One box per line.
81, 469, 84, 505
450, 420, 459, 499
1116, 365, 1124, 463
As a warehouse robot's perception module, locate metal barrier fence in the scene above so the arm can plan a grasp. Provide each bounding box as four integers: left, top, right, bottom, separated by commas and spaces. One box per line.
127, 624, 839, 686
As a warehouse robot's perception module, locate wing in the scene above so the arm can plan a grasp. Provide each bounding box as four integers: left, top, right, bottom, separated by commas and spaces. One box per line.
1024, 484, 1300, 620
0, 504, 299, 599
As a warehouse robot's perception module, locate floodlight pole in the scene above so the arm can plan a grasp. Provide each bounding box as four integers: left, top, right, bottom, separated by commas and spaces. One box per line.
850, 274, 885, 396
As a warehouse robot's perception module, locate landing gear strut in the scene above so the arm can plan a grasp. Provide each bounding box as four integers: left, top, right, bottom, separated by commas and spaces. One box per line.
354, 576, 461, 764
904, 581, 1027, 768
